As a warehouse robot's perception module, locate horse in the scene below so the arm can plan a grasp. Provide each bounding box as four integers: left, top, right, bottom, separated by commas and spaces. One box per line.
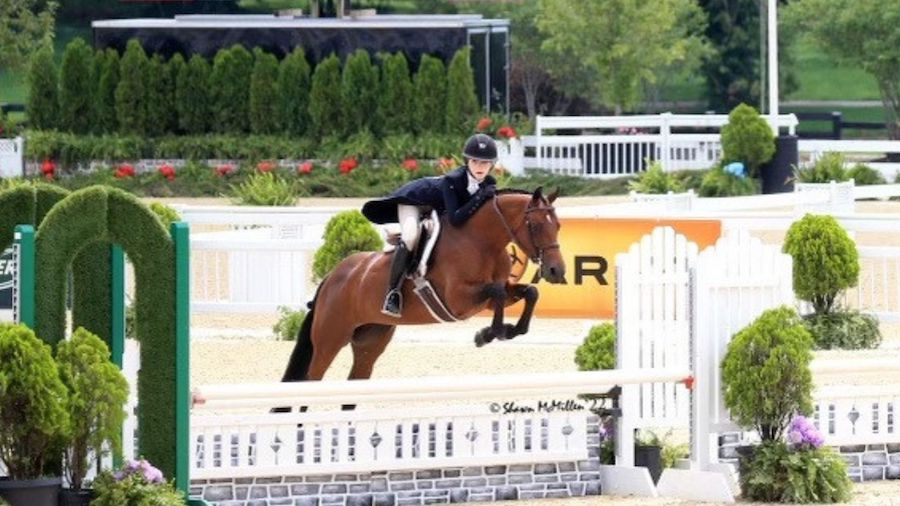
280, 187, 566, 389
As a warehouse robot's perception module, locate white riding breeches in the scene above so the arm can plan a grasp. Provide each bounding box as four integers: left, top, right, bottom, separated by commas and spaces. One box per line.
397, 204, 423, 251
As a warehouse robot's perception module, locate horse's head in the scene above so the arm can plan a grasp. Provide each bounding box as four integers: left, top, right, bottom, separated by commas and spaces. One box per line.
496, 187, 567, 284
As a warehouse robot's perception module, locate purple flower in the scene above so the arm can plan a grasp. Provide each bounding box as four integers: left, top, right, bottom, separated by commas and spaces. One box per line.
788, 415, 824, 449
116, 459, 166, 484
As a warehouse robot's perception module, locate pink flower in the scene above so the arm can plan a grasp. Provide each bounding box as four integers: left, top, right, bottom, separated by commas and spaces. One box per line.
297, 162, 313, 175
215, 164, 235, 177
257, 161, 276, 173
158, 164, 175, 181
402, 158, 418, 172
339, 157, 358, 175
114, 163, 135, 179
497, 126, 517, 139
476, 117, 492, 132
41, 159, 56, 177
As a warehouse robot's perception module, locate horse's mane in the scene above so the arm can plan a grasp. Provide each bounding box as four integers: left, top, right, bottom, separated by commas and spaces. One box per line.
496, 188, 534, 196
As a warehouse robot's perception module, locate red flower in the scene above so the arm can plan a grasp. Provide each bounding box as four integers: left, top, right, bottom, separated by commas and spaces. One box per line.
297, 162, 313, 175
497, 126, 518, 139
215, 164, 235, 177
257, 161, 276, 173
402, 158, 418, 172
476, 117, 492, 132
158, 164, 176, 181
437, 157, 455, 171
339, 157, 358, 175
114, 163, 135, 179
41, 159, 56, 176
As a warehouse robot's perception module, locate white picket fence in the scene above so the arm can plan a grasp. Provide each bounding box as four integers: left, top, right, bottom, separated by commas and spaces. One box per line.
0, 137, 24, 178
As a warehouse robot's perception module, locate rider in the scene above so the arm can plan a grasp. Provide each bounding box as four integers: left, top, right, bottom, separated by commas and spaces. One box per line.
362, 133, 499, 318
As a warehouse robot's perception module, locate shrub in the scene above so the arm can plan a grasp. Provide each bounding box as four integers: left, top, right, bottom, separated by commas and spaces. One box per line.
279, 48, 312, 136
116, 39, 149, 135
26, 44, 58, 130
720, 103, 775, 177
210, 44, 253, 133
249, 49, 282, 135
740, 440, 851, 503
56, 327, 130, 490
0, 323, 70, 479
793, 152, 849, 183
313, 210, 384, 282
783, 214, 859, 315
628, 160, 684, 194
378, 52, 413, 136
91, 459, 185, 506
95, 48, 120, 134
166, 53, 185, 133
308, 54, 345, 138
229, 170, 296, 206
698, 165, 759, 197
177, 55, 211, 134
58, 38, 95, 134
148, 201, 181, 229
574, 323, 616, 371
342, 49, 380, 136
803, 310, 881, 350
273, 305, 308, 341
413, 54, 447, 134
445, 47, 480, 135
847, 163, 885, 185
721, 306, 813, 441
145, 54, 175, 137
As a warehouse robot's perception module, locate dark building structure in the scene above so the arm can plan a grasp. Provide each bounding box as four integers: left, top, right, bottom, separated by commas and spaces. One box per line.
92, 13, 509, 112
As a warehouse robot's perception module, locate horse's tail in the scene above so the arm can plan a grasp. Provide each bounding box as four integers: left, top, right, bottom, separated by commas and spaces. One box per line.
280, 279, 326, 382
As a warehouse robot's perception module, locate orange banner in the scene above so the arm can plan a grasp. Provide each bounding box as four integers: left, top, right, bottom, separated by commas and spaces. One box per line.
502, 218, 721, 319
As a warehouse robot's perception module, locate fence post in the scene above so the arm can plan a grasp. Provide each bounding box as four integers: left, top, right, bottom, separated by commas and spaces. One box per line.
13, 225, 35, 328
660, 112, 672, 171
536, 115, 543, 171
172, 222, 191, 496
615, 256, 636, 467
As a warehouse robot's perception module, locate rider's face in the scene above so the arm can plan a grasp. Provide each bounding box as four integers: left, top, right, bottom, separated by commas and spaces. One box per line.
467, 159, 493, 182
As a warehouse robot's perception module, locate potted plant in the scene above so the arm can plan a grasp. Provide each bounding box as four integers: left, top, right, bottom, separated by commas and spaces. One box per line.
91, 459, 186, 506
55, 327, 130, 506
0, 323, 71, 506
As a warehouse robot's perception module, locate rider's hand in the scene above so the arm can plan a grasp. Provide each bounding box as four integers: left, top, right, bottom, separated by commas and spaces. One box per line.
481, 184, 496, 198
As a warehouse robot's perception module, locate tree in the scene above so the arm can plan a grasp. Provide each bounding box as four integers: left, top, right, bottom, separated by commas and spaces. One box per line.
93, 49, 119, 133
209, 44, 252, 133
278, 47, 311, 136
784, 0, 900, 139
377, 52, 413, 135
308, 53, 344, 138
167, 53, 185, 134
445, 47, 479, 135
249, 48, 282, 134
0, 0, 57, 74
537, 0, 709, 114
25, 44, 58, 130
341, 49, 380, 136
144, 54, 174, 136
58, 38, 94, 134
115, 39, 148, 135
412, 54, 446, 134
176, 54, 210, 134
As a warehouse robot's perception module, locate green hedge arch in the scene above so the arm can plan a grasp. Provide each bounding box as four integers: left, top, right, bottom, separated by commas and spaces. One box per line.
0, 184, 70, 248
34, 185, 178, 478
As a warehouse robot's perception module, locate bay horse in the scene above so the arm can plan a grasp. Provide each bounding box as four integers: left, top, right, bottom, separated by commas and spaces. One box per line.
280, 187, 566, 388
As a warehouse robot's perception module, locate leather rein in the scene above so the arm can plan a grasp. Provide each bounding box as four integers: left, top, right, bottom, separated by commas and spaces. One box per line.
491, 195, 560, 265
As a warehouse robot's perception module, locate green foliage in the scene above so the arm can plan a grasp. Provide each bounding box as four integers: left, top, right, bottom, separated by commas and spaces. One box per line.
628, 160, 685, 194
273, 306, 308, 341
229, 171, 296, 206
783, 214, 859, 315
279, 48, 311, 136
91, 460, 186, 506
574, 323, 616, 371
413, 54, 447, 134
313, 210, 384, 282
166, 53, 185, 133
803, 310, 881, 350
58, 38, 95, 134
0, 323, 70, 480
793, 153, 850, 183
445, 47, 480, 135
249, 49, 282, 135
847, 164, 886, 185
698, 165, 759, 196
740, 441, 851, 503
95, 48, 120, 134
145, 54, 175, 137
308, 54, 345, 138
148, 201, 181, 229
720, 104, 775, 176
0, 0, 57, 74
115, 39, 148, 135
634, 429, 689, 469
342, 50, 380, 136
210, 44, 253, 133
56, 327, 129, 490
378, 52, 414, 135
25, 43, 58, 130
721, 306, 814, 441
176, 55, 211, 134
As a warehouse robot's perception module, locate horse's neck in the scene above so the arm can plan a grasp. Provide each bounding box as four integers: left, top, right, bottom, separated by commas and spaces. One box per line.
440, 196, 518, 253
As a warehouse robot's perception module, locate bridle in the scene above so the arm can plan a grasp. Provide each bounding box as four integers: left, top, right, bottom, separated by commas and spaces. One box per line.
492, 195, 560, 265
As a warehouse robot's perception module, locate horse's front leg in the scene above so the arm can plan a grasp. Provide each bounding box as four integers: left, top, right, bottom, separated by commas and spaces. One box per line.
505, 283, 539, 339
474, 282, 508, 347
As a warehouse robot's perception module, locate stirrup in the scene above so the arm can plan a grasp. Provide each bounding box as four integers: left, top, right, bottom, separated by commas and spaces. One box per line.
381, 289, 402, 318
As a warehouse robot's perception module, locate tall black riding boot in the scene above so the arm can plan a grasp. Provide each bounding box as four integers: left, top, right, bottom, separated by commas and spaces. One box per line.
381, 242, 410, 317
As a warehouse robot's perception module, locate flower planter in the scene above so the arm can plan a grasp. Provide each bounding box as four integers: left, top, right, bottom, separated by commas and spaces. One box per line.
0, 476, 61, 506
634, 444, 663, 484
58, 488, 94, 506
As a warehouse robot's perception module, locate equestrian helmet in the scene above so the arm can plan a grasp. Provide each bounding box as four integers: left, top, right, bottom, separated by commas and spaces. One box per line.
463, 133, 498, 162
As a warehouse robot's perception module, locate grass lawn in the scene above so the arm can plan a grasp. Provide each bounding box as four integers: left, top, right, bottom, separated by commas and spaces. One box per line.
787, 36, 880, 101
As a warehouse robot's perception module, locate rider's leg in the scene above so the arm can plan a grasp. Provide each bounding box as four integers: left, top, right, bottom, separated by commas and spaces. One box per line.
382, 205, 421, 317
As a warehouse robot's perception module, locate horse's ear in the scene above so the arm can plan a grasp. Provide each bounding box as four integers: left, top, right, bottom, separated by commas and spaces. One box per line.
548, 187, 560, 204
532, 186, 544, 202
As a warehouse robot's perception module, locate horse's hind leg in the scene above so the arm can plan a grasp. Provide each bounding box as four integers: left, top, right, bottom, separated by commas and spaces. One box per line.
342, 324, 396, 410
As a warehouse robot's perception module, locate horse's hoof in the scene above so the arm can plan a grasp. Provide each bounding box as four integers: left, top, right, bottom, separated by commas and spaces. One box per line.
497, 324, 517, 341
474, 327, 491, 347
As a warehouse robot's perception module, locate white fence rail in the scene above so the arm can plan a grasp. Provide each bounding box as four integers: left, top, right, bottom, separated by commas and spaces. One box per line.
0, 137, 24, 178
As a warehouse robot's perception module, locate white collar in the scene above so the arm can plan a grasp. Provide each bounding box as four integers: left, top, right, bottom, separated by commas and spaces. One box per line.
466, 171, 480, 195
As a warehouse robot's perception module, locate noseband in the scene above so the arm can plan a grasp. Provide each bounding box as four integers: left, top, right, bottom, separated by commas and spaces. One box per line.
492, 196, 561, 265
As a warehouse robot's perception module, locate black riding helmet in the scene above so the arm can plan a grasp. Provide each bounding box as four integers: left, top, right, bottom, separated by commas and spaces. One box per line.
463, 133, 498, 162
